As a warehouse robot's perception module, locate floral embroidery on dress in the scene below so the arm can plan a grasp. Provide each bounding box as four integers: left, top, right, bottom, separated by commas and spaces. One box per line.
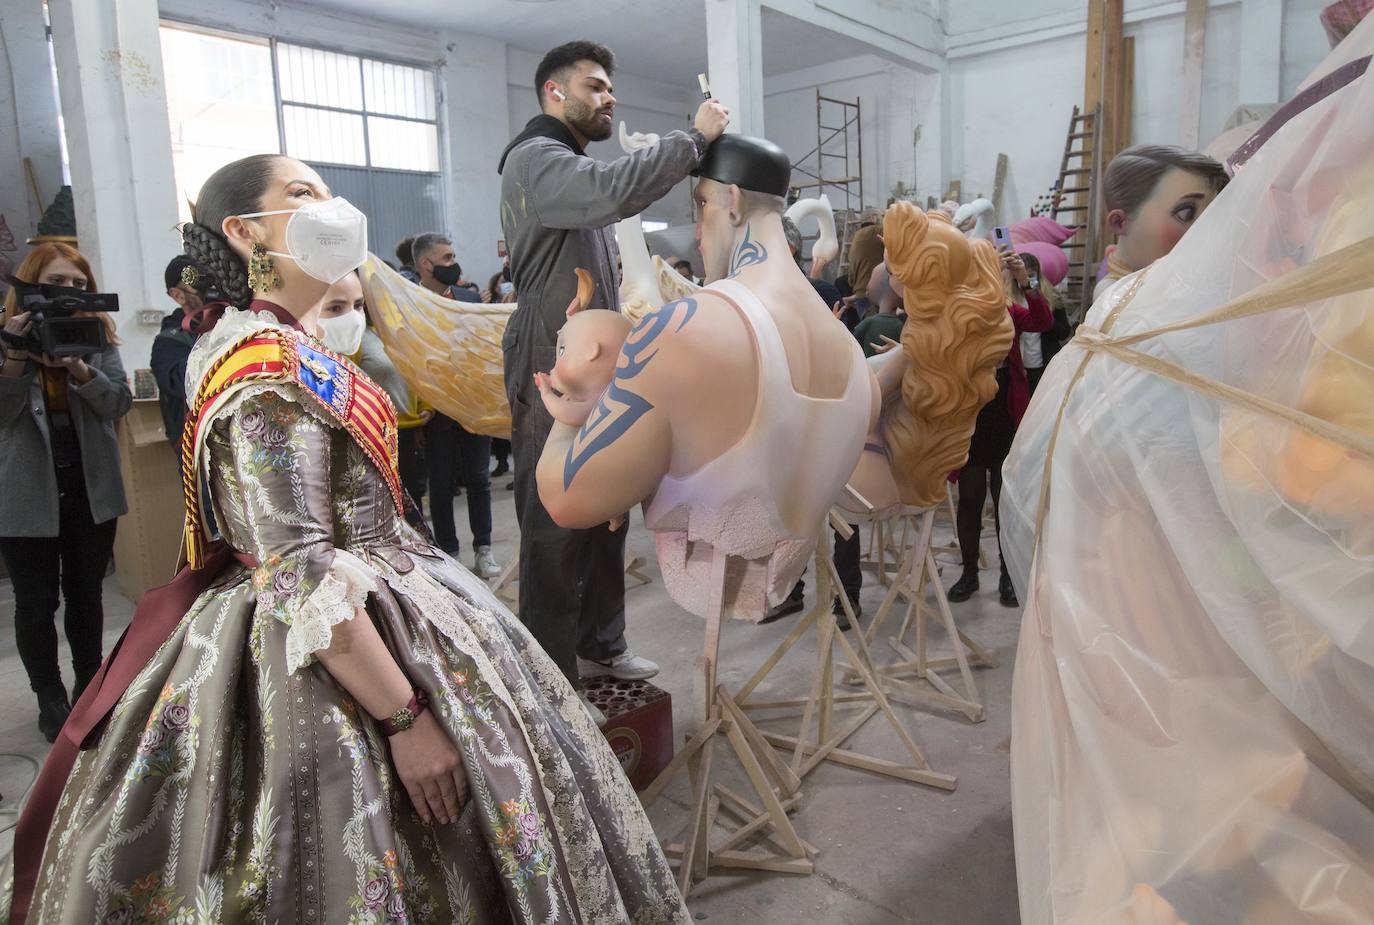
128, 689, 194, 783
493, 798, 553, 886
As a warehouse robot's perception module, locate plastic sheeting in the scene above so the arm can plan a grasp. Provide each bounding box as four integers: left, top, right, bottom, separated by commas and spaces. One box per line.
1000, 19, 1374, 925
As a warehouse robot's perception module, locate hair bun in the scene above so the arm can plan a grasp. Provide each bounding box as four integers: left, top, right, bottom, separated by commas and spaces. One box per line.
180, 221, 251, 308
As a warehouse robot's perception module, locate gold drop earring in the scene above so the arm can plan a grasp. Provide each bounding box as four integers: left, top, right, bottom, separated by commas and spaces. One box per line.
248, 242, 282, 292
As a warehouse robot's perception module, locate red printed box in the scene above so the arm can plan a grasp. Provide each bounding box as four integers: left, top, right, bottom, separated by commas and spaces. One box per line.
585, 678, 674, 792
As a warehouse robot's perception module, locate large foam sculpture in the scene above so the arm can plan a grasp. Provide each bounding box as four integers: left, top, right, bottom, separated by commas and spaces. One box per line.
1000, 18, 1374, 924
535, 134, 873, 622
837, 204, 1012, 522
1092, 144, 1228, 300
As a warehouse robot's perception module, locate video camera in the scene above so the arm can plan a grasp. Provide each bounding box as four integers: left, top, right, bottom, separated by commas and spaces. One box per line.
4, 276, 119, 358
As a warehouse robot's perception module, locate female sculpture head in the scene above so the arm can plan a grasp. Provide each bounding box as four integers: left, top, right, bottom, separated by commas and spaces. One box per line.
1103, 144, 1228, 274
880, 203, 1012, 508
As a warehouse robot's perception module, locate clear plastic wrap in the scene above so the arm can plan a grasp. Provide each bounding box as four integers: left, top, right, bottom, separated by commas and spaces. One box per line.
1000, 20, 1374, 925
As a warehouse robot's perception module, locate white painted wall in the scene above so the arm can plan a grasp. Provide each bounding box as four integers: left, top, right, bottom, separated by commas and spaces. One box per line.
761, 55, 939, 212
944, 0, 1335, 222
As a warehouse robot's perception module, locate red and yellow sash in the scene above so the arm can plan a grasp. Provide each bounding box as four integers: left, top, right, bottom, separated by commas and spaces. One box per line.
181, 327, 404, 569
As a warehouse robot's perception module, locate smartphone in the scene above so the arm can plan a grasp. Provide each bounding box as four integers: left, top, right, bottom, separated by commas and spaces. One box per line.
993, 225, 1014, 252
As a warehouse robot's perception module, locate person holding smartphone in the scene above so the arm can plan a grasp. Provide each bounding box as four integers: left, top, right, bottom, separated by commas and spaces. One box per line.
947, 244, 1052, 609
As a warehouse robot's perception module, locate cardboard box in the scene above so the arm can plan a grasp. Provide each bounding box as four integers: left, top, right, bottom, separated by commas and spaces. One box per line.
112, 400, 184, 603
584, 677, 674, 792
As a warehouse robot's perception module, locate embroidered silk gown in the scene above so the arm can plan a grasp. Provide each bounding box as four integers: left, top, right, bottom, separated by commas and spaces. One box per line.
2, 308, 688, 925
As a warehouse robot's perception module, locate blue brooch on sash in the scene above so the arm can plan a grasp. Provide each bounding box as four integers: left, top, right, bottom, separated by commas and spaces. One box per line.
294, 340, 352, 417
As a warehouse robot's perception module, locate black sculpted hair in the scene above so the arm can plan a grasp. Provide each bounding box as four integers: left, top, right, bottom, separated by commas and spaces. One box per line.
395, 235, 416, 267
535, 41, 614, 104
182, 153, 282, 308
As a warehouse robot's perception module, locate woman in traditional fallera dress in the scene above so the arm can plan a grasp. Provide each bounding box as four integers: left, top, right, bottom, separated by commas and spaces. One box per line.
2, 154, 688, 925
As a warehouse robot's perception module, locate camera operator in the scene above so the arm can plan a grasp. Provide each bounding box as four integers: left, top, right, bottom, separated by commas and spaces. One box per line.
0, 242, 131, 743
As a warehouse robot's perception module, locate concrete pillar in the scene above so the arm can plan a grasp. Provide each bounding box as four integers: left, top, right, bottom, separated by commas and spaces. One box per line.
440, 33, 510, 287
912, 70, 944, 205
0, 0, 67, 261
47, 0, 181, 369
1238, 0, 1283, 104
705, 0, 765, 136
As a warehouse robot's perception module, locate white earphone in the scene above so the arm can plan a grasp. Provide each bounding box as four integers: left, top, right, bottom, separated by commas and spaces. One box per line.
551, 87, 565, 101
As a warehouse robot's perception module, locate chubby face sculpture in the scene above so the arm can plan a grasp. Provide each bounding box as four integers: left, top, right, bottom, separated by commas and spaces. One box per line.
536, 307, 632, 427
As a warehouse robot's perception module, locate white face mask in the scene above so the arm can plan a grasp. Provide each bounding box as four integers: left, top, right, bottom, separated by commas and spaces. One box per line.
317, 309, 366, 355
238, 197, 369, 284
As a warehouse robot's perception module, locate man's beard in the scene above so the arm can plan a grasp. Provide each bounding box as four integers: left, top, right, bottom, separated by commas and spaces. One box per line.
566, 96, 614, 142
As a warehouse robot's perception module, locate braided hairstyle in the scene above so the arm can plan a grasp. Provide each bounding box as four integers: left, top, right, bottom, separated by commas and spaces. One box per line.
181, 154, 282, 309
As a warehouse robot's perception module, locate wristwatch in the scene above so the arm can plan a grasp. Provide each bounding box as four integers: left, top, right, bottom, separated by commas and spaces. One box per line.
379, 689, 430, 736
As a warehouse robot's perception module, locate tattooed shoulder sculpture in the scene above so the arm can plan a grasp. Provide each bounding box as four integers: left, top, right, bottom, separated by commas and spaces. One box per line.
562, 296, 700, 488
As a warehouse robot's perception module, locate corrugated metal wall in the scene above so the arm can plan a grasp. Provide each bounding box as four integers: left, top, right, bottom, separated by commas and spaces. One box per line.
309, 163, 445, 263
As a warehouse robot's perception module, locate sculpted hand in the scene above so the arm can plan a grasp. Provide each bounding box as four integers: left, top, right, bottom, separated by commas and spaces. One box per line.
389, 710, 469, 825
535, 372, 599, 427
694, 99, 730, 142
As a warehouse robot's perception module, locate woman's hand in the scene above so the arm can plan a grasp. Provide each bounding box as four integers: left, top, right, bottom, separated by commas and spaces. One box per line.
36, 353, 94, 382
1001, 250, 1030, 287
3, 311, 33, 356
388, 710, 469, 825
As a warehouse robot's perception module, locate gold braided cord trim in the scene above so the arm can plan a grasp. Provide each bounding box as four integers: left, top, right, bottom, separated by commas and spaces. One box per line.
180, 328, 292, 569
1029, 233, 1374, 577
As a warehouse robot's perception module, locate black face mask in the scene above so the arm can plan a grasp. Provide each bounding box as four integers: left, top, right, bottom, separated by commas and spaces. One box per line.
431, 263, 462, 286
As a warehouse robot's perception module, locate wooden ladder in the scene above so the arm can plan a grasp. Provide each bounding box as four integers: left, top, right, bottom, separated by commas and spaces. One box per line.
1049, 104, 1101, 322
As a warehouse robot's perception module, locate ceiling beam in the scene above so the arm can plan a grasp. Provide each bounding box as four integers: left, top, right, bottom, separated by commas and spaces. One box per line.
759, 0, 944, 73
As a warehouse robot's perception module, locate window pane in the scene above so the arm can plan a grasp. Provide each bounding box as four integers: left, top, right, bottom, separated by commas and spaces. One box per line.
363, 59, 435, 120
283, 105, 366, 166
160, 25, 280, 223
277, 43, 362, 110
366, 116, 439, 172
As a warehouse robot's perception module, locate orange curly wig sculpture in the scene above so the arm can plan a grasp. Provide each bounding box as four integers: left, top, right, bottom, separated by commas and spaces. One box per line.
881, 203, 1013, 508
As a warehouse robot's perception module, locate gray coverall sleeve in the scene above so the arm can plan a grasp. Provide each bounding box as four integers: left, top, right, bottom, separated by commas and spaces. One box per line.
523, 131, 701, 230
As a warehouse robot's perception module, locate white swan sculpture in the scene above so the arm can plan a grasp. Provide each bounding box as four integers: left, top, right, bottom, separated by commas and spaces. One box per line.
615, 121, 700, 322
784, 194, 839, 266
953, 197, 996, 241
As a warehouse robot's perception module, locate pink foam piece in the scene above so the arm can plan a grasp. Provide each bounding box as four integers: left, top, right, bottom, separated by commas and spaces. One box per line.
1016, 241, 1070, 286
1011, 216, 1076, 246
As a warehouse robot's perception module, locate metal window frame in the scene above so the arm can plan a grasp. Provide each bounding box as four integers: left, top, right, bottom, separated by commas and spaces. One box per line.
273, 39, 440, 173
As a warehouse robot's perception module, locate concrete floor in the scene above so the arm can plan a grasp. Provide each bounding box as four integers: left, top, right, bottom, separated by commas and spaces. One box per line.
0, 482, 1020, 924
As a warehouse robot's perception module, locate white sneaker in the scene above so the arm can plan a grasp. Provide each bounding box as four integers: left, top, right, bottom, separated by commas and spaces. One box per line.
474, 546, 501, 579
577, 650, 659, 681
578, 691, 608, 727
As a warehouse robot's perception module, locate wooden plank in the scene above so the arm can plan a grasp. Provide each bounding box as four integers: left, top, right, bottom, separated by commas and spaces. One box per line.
991, 153, 1009, 217
640, 717, 721, 807
1179, 0, 1207, 149
764, 732, 958, 792
1099, 0, 1124, 166
1083, 0, 1106, 113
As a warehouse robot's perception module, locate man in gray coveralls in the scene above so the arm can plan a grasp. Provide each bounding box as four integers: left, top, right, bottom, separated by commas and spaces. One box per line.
498, 40, 729, 694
